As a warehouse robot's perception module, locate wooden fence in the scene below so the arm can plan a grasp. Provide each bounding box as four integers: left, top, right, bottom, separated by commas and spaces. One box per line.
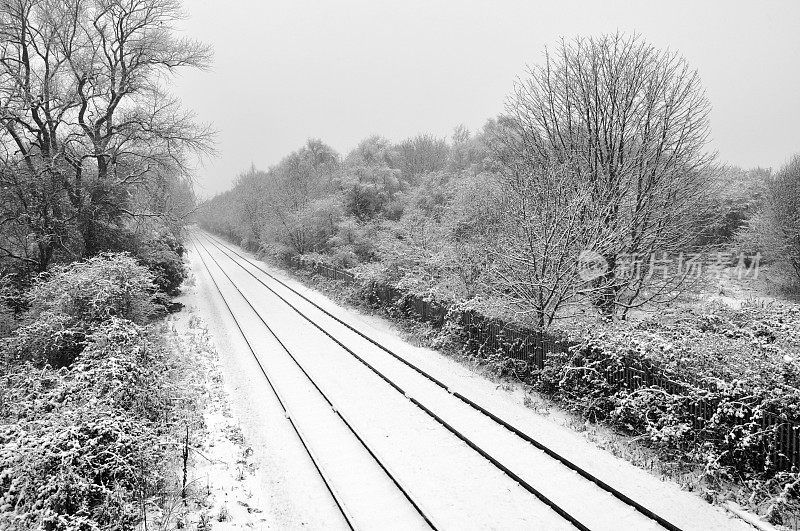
294, 255, 800, 471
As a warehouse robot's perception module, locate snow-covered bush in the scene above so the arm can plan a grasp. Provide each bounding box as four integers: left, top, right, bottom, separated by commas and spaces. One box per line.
64, 318, 172, 423
27, 253, 157, 325
2, 312, 86, 368
0, 319, 176, 531
0, 404, 162, 531
530, 341, 620, 422
509, 303, 800, 516
444, 300, 800, 519
134, 231, 187, 296
1, 253, 159, 367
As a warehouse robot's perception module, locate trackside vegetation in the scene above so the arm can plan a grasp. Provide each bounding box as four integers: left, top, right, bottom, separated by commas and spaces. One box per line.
0, 253, 193, 530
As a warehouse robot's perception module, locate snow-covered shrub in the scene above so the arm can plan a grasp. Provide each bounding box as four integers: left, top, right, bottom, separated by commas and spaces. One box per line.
134, 231, 187, 296
1, 254, 158, 367
0, 319, 175, 531
483, 349, 534, 381
530, 335, 624, 421
0, 404, 162, 531
63, 318, 172, 423
2, 312, 86, 367
610, 387, 691, 444
27, 253, 156, 325
550, 305, 800, 481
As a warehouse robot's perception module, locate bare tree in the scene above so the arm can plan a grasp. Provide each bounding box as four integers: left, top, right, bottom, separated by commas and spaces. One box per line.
0, 0, 212, 271
471, 162, 619, 327
500, 33, 715, 318
767, 157, 800, 280
231, 140, 340, 255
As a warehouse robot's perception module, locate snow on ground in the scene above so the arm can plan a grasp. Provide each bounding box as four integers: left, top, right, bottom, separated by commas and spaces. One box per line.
199, 232, 765, 531
194, 238, 573, 530
160, 253, 351, 530
160, 305, 274, 530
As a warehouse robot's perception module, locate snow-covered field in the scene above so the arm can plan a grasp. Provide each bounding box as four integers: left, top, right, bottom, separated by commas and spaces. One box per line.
180, 232, 764, 531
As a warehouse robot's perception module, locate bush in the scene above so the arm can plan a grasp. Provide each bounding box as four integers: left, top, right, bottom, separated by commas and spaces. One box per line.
0, 405, 163, 531
2, 312, 86, 368
0, 319, 176, 531
436, 298, 800, 519
533, 305, 800, 482
0, 234, 191, 529
1, 254, 159, 367
27, 253, 156, 325
64, 318, 172, 423
134, 231, 187, 296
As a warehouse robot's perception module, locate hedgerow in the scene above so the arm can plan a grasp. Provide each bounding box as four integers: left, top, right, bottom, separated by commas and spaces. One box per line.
520, 304, 800, 522
433, 296, 800, 522
0, 252, 190, 530
0, 318, 177, 531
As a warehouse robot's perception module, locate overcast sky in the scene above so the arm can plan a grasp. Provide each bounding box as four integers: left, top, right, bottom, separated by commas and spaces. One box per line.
172, 0, 800, 197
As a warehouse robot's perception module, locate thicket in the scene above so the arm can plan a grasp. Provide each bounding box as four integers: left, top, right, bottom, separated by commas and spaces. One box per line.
544, 306, 800, 522
0, 0, 201, 528
738, 156, 800, 285
0, 253, 188, 530
481, 305, 800, 522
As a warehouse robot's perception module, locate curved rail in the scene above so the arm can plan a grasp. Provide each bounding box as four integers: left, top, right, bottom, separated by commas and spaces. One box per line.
202, 230, 685, 531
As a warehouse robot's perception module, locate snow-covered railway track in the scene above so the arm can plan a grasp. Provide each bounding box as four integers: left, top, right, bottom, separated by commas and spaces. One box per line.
193, 235, 438, 530
194, 231, 684, 530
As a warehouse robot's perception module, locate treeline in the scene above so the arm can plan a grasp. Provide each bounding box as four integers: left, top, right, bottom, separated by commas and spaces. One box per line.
200, 35, 799, 328
197, 32, 800, 521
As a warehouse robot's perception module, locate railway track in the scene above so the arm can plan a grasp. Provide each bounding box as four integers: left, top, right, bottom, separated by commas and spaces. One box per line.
192, 231, 685, 530
192, 235, 438, 530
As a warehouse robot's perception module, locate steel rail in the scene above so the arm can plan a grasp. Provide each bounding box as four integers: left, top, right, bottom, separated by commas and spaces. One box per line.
191, 236, 359, 530
197, 232, 592, 531
192, 235, 440, 530
203, 230, 685, 531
